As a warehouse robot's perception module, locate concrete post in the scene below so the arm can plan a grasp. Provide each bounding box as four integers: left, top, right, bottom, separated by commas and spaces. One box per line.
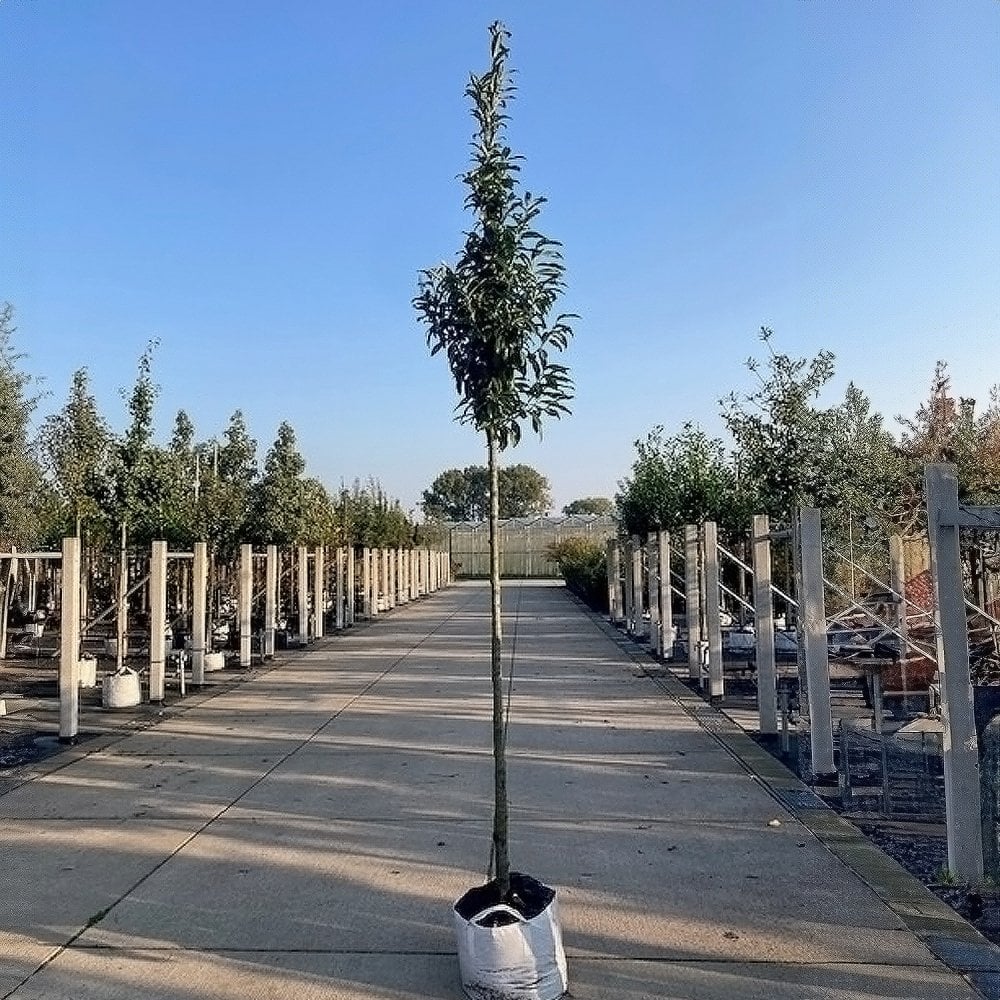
606, 539, 620, 624
192, 542, 207, 684
371, 549, 380, 617
889, 534, 909, 701
334, 547, 345, 629
658, 531, 673, 659
297, 545, 309, 644
798, 507, 835, 778
925, 463, 984, 881
149, 540, 167, 702
360, 546, 370, 618
397, 548, 406, 603
264, 544, 277, 658
240, 543, 253, 667
631, 536, 644, 637
59, 535, 81, 741
381, 547, 390, 609
684, 525, 702, 683
346, 546, 356, 625
703, 521, 724, 700
753, 515, 778, 735
314, 545, 325, 638
622, 538, 634, 635
647, 532, 660, 655
981, 717, 1000, 883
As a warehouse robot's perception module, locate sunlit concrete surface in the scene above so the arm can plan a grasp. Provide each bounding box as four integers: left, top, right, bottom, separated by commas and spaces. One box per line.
0, 581, 984, 999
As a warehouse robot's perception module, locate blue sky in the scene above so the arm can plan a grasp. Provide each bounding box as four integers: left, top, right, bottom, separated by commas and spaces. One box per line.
2, 1, 998, 515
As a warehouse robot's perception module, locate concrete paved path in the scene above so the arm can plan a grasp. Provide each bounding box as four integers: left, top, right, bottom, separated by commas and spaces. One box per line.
0, 581, 988, 999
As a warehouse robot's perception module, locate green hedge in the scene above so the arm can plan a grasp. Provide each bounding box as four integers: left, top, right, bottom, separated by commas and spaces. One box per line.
546, 537, 608, 613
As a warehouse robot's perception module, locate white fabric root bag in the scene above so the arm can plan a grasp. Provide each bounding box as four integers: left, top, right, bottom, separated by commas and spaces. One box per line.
453, 891, 568, 1000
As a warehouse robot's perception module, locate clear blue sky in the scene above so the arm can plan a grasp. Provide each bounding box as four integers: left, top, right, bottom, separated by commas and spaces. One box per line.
3, 1, 998, 516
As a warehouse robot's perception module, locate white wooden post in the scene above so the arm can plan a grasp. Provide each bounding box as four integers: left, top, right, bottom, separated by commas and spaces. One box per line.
264, 544, 277, 657
658, 531, 672, 659
647, 532, 661, 655
703, 521, 724, 700
752, 515, 778, 735
59, 535, 81, 741
798, 507, 835, 777
684, 525, 702, 683
192, 542, 207, 684
240, 543, 253, 667
314, 545, 325, 638
925, 463, 984, 881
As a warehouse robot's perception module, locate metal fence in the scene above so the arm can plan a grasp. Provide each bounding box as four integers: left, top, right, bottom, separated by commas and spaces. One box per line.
837, 724, 946, 820
447, 514, 616, 579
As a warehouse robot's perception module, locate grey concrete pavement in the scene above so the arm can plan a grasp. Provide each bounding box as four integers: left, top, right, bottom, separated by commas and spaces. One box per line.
0, 581, 991, 998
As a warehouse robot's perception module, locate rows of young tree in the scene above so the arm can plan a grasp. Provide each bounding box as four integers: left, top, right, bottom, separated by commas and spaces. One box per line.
616, 329, 1000, 573
544, 331, 1000, 615
0, 306, 419, 558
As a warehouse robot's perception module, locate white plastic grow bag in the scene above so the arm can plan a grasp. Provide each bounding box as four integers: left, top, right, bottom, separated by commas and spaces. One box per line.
204, 651, 225, 672
102, 667, 141, 708
453, 896, 568, 1000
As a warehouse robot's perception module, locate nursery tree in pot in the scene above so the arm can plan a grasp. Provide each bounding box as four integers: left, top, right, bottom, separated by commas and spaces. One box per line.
414, 20, 575, 994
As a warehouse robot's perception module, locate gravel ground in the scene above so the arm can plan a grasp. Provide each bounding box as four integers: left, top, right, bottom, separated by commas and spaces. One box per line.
855, 821, 1000, 944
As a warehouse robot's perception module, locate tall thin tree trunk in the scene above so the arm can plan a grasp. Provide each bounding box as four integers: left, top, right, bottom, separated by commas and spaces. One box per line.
488, 429, 510, 896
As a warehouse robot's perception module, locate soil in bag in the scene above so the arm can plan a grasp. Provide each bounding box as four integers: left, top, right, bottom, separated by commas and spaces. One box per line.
455, 872, 555, 927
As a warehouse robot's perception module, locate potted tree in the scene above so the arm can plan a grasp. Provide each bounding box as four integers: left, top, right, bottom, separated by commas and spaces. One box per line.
414, 21, 575, 1000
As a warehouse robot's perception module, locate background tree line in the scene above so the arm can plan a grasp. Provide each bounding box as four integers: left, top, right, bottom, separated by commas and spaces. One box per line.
0, 305, 417, 556
615, 328, 1000, 559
